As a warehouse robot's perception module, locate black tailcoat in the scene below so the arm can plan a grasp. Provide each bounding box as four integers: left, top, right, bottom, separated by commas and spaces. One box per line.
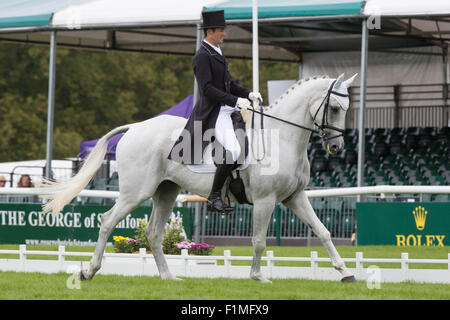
168, 41, 250, 164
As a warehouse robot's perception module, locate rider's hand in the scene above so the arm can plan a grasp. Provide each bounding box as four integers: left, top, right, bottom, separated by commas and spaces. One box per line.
248, 92, 263, 103
236, 97, 251, 111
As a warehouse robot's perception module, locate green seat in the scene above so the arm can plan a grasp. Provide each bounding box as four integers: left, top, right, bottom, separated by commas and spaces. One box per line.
345, 128, 358, 136
433, 194, 450, 202
93, 178, 107, 190
86, 196, 104, 205
406, 127, 421, 136
390, 127, 405, 136
339, 214, 355, 236
311, 157, 328, 172
319, 212, 337, 235
421, 127, 437, 136
234, 205, 252, 236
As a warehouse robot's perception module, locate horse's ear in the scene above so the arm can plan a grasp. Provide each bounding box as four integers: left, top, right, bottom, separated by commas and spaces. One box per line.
334, 73, 345, 88
343, 73, 358, 88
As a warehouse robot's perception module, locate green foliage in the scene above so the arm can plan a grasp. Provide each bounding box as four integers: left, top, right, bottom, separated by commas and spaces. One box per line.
0, 42, 299, 162
162, 213, 187, 255
112, 214, 187, 254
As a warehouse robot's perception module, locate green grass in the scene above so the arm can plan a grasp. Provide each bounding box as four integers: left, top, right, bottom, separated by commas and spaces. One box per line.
0, 271, 449, 300
0, 244, 448, 300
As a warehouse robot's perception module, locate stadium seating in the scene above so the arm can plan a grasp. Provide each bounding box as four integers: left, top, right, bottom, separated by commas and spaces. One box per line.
307, 126, 450, 202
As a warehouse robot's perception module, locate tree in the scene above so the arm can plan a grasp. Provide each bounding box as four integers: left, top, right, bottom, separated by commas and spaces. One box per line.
0, 41, 299, 161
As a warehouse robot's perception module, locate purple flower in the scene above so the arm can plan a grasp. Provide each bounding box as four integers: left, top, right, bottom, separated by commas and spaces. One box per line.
176, 241, 192, 249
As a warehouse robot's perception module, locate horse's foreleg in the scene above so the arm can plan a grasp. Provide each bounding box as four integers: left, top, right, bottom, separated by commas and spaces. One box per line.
146, 181, 181, 280
250, 196, 276, 283
283, 191, 356, 282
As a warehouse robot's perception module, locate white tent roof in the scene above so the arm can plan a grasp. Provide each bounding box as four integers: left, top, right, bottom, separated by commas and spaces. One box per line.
0, 1, 448, 62
364, 0, 450, 17
51, 0, 222, 28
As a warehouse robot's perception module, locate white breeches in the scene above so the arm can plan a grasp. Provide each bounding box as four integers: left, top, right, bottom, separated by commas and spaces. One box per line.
215, 106, 241, 162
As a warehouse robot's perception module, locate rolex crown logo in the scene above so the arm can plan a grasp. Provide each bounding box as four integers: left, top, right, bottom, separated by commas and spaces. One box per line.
412, 206, 428, 230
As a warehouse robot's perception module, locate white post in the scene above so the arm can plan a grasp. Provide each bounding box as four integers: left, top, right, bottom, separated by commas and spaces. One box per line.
252, 0, 259, 100
355, 251, 363, 279
45, 31, 57, 179
266, 250, 274, 278
19, 244, 26, 271
58, 245, 65, 272
357, 19, 368, 201
224, 249, 231, 277
310, 251, 318, 276
447, 253, 450, 277
181, 249, 189, 277
139, 248, 147, 276
355, 251, 363, 269
401, 252, 409, 281
193, 23, 202, 106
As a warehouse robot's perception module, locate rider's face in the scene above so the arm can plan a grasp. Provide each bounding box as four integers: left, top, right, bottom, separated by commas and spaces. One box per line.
207, 28, 227, 46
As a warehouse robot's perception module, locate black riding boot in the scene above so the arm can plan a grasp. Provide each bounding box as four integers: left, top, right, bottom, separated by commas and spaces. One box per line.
207, 163, 235, 214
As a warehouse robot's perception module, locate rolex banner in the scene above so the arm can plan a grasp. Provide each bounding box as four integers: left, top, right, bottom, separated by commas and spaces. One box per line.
0, 204, 192, 245
356, 202, 449, 246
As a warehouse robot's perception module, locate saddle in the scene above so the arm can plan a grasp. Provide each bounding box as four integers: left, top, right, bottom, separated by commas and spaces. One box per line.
186, 111, 252, 205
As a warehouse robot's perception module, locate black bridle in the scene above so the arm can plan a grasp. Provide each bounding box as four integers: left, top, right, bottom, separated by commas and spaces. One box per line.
312, 79, 348, 141
248, 80, 349, 161
247, 80, 349, 160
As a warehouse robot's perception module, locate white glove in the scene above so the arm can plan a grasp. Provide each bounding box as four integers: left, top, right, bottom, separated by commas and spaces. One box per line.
248, 92, 263, 103
235, 97, 251, 111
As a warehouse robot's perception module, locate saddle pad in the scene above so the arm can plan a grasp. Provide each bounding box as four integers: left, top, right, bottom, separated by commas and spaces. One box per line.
186, 143, 250, 173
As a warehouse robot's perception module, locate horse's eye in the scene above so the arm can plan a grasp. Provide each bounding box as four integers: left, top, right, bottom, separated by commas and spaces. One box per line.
331, 105, 340, 113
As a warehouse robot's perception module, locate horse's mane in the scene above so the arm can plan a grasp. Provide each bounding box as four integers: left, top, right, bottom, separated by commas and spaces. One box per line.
266, 75, 330, 110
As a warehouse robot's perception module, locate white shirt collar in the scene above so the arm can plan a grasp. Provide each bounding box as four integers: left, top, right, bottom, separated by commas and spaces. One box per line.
203, 40, 222, 55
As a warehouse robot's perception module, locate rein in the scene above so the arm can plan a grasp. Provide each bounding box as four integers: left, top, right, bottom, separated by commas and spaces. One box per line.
247, 79, 348, 161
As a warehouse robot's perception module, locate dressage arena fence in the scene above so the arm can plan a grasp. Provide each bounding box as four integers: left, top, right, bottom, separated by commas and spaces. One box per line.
0, 245, 449, 284
0, 185, 449, 245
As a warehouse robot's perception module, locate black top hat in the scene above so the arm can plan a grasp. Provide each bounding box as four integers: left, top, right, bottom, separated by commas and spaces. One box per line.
201, 10, 226, 29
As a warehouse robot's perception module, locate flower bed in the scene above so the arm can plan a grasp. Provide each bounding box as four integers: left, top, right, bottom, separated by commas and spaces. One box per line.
176, 241, 215, 256
112, 212, 213, 256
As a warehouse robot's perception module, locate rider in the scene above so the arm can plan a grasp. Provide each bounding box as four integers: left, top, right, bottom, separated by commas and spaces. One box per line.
168, 10, 262, 213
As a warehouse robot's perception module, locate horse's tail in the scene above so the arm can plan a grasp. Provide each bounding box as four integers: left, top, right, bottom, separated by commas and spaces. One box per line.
40, 124, 132, 215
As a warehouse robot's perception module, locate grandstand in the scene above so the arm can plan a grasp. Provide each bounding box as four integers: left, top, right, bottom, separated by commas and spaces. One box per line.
308, 126, 450, 200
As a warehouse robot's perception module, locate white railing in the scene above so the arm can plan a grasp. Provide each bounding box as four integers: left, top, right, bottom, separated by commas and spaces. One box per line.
1, 185, 449, 202
0, 245, 448, 284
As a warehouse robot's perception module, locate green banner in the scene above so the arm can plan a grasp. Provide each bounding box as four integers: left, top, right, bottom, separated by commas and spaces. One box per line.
356, 202, 450, 246
0, 204, 192, 245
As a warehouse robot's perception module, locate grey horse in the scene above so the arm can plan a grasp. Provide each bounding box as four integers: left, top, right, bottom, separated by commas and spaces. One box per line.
40, 73, 357, 283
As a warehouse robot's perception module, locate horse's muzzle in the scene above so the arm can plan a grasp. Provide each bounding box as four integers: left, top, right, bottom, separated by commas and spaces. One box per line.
324, 139, 343, 155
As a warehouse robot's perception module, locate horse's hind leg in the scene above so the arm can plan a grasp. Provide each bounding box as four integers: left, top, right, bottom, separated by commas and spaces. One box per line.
79, 197, 143, 280
283, 190, 356, 282
145, 180, 181, 280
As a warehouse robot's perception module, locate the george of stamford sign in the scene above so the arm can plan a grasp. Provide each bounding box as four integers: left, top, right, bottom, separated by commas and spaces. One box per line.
0, 204, 192, 245
356, 202, 449, 246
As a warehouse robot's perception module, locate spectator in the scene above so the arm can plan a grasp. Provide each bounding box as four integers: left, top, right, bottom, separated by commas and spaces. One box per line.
18, 174, 34, 188
0, 176, 6, 187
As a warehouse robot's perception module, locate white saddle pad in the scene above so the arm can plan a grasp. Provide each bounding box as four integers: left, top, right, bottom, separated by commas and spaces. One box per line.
186, 143, 250, 174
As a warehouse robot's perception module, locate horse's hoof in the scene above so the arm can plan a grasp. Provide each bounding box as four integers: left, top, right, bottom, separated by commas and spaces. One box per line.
251, 274, 272, 283
161, 274, 183, 281
341, 275, 357, 283
78, 270, 91, 281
